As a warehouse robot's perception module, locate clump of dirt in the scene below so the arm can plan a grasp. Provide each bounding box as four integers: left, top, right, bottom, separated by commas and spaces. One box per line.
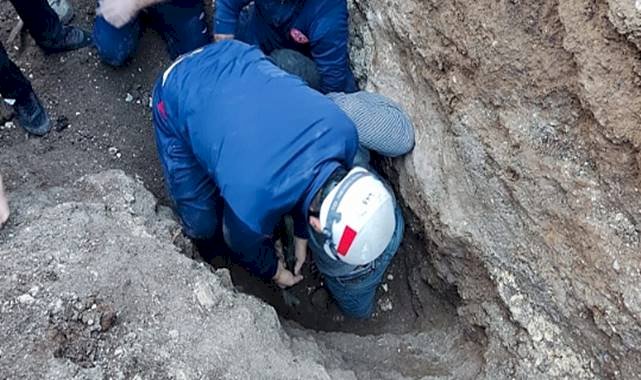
47, 295, 117, 368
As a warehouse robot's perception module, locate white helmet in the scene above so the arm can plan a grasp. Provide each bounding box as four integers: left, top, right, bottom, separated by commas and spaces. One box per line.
318, 167, 396, 266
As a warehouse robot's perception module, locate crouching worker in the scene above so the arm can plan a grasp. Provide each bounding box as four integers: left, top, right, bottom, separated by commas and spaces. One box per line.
153, 40, 411, 318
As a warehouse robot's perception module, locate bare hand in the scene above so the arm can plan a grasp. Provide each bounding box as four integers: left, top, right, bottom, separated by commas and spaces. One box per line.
98, 0, 142, 28
273, 260, 303, 288
0, 175, 9, 228
293, 237, 308, 276
214, 33, 234, 42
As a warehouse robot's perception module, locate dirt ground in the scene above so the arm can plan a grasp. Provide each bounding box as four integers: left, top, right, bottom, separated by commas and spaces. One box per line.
0, 0, 454, 337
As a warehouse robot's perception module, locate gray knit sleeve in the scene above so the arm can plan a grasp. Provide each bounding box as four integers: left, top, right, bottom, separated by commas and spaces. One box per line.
328, 91, 415, 157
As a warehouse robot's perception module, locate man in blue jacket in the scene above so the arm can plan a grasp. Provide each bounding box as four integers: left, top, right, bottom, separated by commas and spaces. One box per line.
214, 0, 357, 94
94, 0, 209, 66
153, 40, 406, 318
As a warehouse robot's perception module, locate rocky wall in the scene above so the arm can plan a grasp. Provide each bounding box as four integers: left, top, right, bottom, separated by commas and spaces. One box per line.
349, 0, 641, 378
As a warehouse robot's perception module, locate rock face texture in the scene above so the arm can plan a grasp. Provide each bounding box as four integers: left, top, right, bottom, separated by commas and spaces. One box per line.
349, 0, 641, 378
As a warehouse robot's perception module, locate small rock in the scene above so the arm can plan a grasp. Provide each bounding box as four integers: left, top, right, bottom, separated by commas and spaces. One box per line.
100, 307, 117, 332
50, 298, 64, 315
613, 260, 620, 272
125, 93, 134, 102
378, 297, 393, 312
28, 286, 39, 297
311, 288, 329, 309
2, 121, 15, 130
17, 294, 35, 305
194, 282, 217, 309
55, 116, 70, 132
108, 147, 121, 159
381, 283, 389, 293
386, 274, 394, 281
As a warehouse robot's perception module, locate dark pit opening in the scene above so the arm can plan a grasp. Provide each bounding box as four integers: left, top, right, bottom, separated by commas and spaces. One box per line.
186, 156, 470, 337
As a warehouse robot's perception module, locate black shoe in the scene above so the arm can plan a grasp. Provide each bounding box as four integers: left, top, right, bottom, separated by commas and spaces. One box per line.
38, 26, 92, 54
14, 92, 52, 136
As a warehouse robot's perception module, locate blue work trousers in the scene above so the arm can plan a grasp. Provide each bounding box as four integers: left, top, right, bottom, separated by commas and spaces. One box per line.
94, 0, 209, 66
309, 201, 405, 319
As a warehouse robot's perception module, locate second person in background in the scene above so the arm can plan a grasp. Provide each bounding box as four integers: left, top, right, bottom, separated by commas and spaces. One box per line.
214, 0, 357, 94
95, 0, 209, 66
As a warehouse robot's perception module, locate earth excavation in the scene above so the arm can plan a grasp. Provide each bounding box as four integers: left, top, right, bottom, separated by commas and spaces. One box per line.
1, 0, 641, 379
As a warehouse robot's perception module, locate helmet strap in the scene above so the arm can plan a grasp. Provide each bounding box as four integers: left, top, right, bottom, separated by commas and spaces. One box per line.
309, 167, 347, 217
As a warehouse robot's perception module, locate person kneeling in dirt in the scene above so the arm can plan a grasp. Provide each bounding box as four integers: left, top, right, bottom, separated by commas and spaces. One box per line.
0, 0, 91, 135
153, 40, 413, 319
0, 175, 9, 229
213, 0, 357, 94
94, 0, 209, 66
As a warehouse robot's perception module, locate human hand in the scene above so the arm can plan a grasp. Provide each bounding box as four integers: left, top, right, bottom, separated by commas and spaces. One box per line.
97, 0, 142, 28
293, 237, 308, 276
214, 33, 234, 42
273, 260, 303, 288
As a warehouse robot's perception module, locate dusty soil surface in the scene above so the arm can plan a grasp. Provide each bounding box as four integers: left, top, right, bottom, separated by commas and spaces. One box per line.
0, 170, 483, 379
0, 0, 166, 196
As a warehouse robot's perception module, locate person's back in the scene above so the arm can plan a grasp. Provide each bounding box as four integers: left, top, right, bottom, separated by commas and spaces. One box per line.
154, 40, 358, 279
159, 41, 356, 227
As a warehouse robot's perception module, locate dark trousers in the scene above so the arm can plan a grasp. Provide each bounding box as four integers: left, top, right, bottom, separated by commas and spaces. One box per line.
0, 41, 32, 101
0, 0, 63, 101
94, 0, 209, 66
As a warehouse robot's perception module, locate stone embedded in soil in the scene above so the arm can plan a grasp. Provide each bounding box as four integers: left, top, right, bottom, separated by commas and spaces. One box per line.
17, 294, 35, 305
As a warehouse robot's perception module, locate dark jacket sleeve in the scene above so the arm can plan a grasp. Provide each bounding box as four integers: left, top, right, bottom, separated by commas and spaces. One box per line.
293, 209, 310, 240
309, 11, 351, 93
214, 0, 252, 34
222, 205, 279, 280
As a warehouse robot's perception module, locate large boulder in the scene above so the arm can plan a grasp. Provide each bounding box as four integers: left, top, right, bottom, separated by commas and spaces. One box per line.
349, 0, 641, 378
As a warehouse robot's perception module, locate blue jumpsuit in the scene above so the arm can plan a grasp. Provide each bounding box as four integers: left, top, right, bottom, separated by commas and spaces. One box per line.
215, 0, 357, 94
152, 41, 358, 280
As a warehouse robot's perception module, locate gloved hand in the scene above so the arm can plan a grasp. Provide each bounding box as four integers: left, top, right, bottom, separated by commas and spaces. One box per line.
97, 0, 144, 28
273, 259, 303, 288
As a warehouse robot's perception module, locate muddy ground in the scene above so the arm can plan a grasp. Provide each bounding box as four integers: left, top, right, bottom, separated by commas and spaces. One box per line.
0, 0, 454, 337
